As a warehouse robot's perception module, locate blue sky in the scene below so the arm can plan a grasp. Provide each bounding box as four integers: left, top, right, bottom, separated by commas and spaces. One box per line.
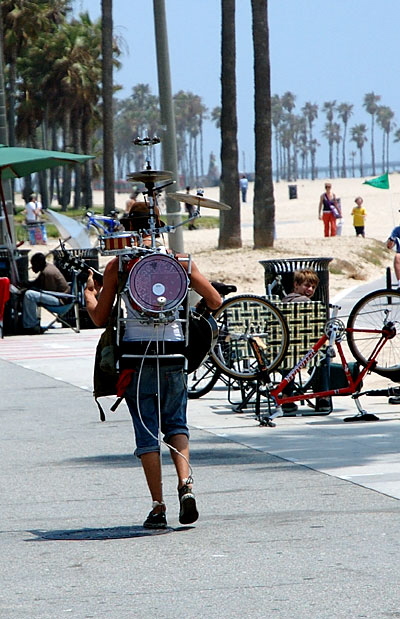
73, 0, 400, 174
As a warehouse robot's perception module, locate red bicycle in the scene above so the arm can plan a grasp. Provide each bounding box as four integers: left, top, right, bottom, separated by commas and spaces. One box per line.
209, 289, 400, 425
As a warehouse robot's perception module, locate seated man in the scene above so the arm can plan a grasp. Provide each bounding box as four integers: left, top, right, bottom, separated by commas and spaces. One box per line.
280, 268, 331, 414
22, 253, 70, 334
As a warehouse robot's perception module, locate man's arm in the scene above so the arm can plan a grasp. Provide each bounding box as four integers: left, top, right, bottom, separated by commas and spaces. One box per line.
84, 259, 118, 327
176, 254, 221, 310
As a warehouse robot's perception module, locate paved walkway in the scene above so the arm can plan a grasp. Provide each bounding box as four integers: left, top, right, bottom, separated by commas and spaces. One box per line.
1, 282, 400, 617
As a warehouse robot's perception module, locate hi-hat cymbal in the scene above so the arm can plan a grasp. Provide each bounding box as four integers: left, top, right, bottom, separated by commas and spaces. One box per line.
169, 192, 231, 211
127, 170, 173, 183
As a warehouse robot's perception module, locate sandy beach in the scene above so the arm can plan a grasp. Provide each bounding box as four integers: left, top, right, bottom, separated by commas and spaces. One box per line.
28, 173, 400, 299
108, 174, 400, 298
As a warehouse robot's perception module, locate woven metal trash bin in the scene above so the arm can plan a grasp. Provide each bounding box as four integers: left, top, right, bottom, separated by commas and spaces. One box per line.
259, 257, 333, 312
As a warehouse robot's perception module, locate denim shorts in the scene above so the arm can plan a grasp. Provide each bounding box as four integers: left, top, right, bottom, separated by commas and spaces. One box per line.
124, 362, 188, 457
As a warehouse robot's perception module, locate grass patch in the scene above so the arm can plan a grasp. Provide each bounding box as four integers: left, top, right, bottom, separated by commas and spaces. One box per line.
13, 205, 219, 239
359, 243, 390, 268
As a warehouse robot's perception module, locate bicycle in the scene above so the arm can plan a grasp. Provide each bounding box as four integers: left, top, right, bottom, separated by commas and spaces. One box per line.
188, 280, 309, 402
208, 289, 400, 425
188, 282, 237, 399
83, 210, 124, 237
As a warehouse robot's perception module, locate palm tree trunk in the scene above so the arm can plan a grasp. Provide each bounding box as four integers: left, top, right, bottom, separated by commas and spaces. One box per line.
101, 0, 116, 214
218, 0, 241, 249
371, 115, 376, 175
251, 0, 275, 248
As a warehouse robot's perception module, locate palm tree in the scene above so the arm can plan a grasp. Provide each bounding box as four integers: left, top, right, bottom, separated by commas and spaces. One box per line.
394, 128, 400, 156
350, 151, 357, 177
2, 0, 69, 147
271, 94, 282, 181
211, 106, 221, 128
101, 0, 115, 214
322, 101, 336, 177
337, 102, 353, 177
350, 124, 368, 176
281, 91, 296, 113
36, 13, 105, 208
218, 0, 241, 250
363, 92, 381, 175
301, 101, 318, 179
376, 105, 395, 173
251, 0, 274, 248
331, 122, 341, 177
322, 122, 336, 179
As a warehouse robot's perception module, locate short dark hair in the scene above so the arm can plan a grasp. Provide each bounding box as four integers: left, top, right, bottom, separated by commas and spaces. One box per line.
30, 252, 46, 271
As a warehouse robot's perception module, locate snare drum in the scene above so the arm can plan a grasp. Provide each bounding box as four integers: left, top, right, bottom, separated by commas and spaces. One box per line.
128, 253, 189, 314
100, 233, 138, 254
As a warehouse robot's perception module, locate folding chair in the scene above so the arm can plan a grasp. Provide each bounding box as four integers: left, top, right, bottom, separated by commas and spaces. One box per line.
39, 269, 80, 333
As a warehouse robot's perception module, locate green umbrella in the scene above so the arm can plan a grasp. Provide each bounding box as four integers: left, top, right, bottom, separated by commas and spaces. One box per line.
0, 144, 95, 282
0, 144, 94, 179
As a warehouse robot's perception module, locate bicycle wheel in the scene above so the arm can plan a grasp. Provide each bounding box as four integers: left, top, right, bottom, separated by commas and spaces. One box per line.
210, 295, 289, 380
188, 358, 221, 399
347, 288, 400, 379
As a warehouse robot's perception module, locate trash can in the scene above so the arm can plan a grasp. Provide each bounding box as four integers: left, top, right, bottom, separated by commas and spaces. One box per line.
259, 257, 333, 313
288, 184, 297, 199
52, 248, 100, 329
0, 247, 30, 283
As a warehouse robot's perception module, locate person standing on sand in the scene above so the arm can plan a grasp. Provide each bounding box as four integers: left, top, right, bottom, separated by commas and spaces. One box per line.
351, 197, 367, 237
239, 175, 248, 202
318, 182, 341, 237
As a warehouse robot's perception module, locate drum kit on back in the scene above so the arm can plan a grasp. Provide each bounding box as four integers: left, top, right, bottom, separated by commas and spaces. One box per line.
99, 149, 231, 323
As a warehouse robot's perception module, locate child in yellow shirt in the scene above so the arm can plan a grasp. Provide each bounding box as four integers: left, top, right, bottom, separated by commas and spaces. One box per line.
351, 197, 366, 237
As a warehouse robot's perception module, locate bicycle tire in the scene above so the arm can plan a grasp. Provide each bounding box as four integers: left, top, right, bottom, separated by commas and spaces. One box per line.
210, 294, 289, 380
188, 358, 221, 399
347, 288, 400, 380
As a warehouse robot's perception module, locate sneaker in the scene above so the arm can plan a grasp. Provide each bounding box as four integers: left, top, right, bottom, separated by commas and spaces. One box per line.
282, 402, 299, 414
143, 502, 167, 529
316, 398, 332, 412
178, 478, 199, 525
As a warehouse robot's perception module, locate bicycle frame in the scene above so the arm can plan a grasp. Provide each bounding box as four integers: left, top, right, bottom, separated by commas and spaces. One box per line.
85, 211, 120, 236
269, 313, 394, 415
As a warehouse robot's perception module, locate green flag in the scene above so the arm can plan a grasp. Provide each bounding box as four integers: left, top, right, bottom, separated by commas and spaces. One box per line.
363, 172, 389, 189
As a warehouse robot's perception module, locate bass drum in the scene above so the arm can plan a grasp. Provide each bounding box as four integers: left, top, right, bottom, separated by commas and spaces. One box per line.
127, 253, 189, 315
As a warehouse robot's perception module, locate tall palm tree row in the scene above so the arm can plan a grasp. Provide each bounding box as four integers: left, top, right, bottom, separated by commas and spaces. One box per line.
1, 1, 112, 208
114, 86, 211, 188
271, 91, 397, 181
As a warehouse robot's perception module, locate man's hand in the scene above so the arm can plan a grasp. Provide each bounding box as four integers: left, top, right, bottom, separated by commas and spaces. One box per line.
86, 269, 102, 295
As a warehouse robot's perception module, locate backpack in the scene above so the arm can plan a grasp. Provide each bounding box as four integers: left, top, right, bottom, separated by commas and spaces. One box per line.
93, 271, 128, 421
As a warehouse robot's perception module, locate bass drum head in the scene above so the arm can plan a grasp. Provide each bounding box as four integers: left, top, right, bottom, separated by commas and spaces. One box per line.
128, 253, 189, 314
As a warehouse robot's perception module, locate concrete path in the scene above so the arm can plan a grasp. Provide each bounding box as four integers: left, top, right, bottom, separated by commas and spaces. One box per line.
1, 283, 400, 617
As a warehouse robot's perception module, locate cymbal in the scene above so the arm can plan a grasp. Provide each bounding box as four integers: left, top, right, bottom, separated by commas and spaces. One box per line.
127, 170, 173, 183
169, 192, 231, 211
